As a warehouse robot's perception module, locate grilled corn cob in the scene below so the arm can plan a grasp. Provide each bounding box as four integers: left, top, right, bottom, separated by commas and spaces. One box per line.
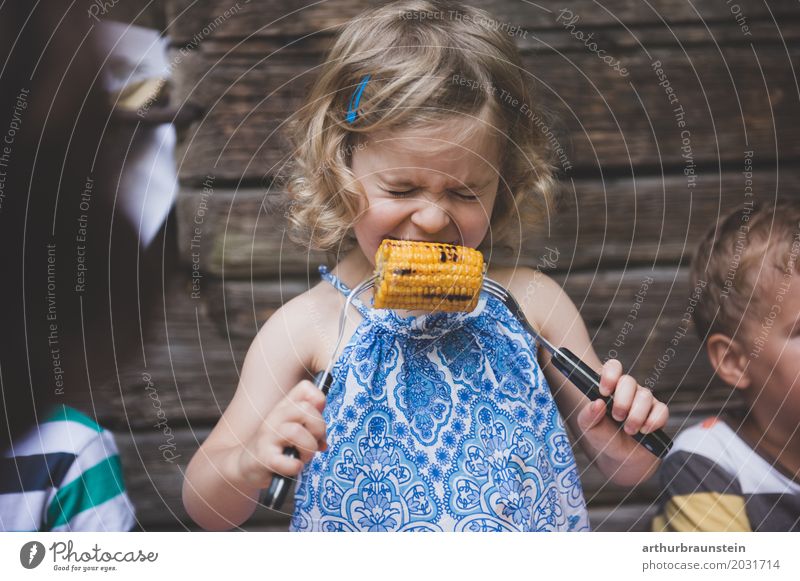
373, 239, 484, 312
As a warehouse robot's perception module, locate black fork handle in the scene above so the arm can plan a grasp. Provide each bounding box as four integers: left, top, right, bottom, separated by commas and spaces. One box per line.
550, 347, 672, 458
261, 371, 332, 510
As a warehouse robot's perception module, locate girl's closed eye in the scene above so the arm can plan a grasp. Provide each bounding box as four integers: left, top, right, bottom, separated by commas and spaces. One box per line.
450, 190, 480, 201
384, 187, 417, 197
382, 187, 480, 201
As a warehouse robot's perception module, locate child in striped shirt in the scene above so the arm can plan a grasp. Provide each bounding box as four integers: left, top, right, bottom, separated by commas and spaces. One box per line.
1, 405, 136, 532
653, 200, 800, 531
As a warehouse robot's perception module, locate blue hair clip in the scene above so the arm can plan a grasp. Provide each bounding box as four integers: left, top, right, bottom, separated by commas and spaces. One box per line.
346, 74, 371, 123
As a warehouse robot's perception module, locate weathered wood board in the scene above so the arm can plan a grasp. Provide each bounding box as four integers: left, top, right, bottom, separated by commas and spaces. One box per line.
174, 169, 796, 277
165, 0, 800, 44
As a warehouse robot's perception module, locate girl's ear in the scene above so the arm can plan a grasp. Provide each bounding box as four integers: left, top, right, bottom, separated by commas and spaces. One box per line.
706, 333, 751, 389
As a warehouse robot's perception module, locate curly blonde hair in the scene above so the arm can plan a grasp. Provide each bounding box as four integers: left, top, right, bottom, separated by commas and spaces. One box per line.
284, 0, 559, 254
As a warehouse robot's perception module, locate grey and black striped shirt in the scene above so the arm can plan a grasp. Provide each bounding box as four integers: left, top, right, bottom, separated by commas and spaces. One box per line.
653, 417, 800, 532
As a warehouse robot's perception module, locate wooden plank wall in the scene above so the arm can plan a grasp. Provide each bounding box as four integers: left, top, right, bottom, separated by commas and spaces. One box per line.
95, 0, 800, 531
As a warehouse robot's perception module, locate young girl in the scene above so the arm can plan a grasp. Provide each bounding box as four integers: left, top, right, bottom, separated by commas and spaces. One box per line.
183, 0, 669, 532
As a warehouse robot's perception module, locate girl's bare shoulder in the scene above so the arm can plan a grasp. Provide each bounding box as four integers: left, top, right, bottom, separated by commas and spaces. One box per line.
261, 279, 347, 374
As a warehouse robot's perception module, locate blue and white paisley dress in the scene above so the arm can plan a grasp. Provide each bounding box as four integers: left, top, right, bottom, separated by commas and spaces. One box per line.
289, 265, 590, 532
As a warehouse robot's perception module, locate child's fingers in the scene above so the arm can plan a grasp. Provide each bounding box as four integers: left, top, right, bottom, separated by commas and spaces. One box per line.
281, 400, 324, 428
622, 387, 654, 435
286, 379, 327, 411
610, 374, 637, 421
266, 448, 305, 478
641, 401, 669, 434
599, 359, 623, 397
296, 402, 328, 451
239, 436, 304, 486
277, 422, 321, 463
278, 401, 327, 449
577, 399, 607, 432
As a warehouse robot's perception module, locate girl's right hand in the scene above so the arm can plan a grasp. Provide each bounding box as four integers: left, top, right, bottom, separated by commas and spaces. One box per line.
235, 379, 328, 489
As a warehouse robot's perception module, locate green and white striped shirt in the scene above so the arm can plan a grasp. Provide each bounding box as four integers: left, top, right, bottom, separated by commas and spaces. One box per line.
0, 405, 135, 531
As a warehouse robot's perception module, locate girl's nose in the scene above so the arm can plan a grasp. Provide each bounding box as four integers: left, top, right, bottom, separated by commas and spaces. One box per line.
410, 201, 452, 234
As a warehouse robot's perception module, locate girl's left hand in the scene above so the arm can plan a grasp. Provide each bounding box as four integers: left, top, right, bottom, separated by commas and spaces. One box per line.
576, 359, 669, 437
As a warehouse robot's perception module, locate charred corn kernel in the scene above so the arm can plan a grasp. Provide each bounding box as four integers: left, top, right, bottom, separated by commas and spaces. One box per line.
373, 239, 484, 312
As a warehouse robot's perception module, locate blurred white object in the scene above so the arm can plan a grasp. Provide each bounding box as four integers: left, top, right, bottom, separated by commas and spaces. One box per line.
94, 20, 178, 249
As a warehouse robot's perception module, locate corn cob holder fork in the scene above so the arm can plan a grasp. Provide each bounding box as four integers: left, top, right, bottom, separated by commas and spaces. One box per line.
262, 240, 672, 510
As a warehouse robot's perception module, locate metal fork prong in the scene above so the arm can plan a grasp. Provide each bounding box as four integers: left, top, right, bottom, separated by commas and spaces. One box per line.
317, 275, 376, 391
482, 277, 509, 299
481, 276, 503, 291
481, 276, 559, 357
